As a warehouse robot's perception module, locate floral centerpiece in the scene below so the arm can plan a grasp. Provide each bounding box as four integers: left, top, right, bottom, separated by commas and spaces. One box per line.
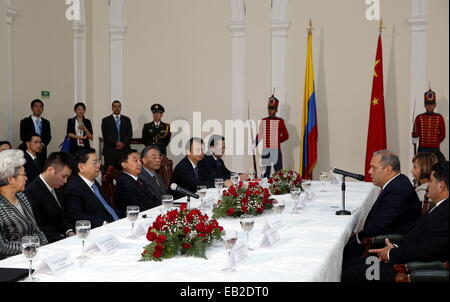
141, 204, 223, 261
212, 182, 273, 218
268, 169, 303, 195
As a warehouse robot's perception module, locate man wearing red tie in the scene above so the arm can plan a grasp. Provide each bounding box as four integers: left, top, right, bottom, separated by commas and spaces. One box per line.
255, 95, 289, 178
412, 88, 446, 162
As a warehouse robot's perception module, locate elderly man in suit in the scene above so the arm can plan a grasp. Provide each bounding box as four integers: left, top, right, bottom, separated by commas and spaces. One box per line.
343, 150, 421, 262
342, 161, 449, 282
115, 149, 161, 212
101, 100, 133, 171
19, 99, 51, 164
139, 145, 167, 201
25, 152, 75, 243
169, 137, 210, 200
23, 133, 43, 187
63, 148, 122, 228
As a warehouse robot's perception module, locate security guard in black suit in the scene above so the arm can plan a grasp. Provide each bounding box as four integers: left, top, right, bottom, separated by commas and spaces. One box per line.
141, 104, 171, 155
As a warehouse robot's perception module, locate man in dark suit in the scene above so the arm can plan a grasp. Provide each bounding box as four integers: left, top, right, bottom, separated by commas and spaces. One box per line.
115, 149, 161, 212
198, 135, 249, 188
101, 100, 133, 171
25, 152, 75, 243
142, 104, 171, 156
343, 150, 421, 261
20, 99, 51, 164
23, 133, 43, 187
139, 146, 167, 201
342, 161, 449, 282
169, 137, 210, 200
63, 148, 123, 228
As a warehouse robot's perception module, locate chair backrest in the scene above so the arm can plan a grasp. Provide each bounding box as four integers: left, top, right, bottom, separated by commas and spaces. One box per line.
421, 186, 431, 216
157, 156, 173, 189
101, 165, 120, 207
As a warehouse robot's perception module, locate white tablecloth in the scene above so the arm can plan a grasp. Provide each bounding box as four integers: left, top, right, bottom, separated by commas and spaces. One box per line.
0, 181, 378, 282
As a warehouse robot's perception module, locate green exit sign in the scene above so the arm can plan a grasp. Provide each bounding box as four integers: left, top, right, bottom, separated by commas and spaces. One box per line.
41, 91, 50, 98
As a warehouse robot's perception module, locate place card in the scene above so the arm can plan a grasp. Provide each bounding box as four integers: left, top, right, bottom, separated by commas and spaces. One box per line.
261, 218, 283, 232
134, 219, 154, 237
230, 241, 248, 267
259, 228, 281, 248
35, 250, 74, 275
85, 234, 121, 255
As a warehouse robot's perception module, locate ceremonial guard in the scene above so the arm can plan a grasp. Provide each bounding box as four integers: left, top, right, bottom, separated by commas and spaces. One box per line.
412, 88, 446, 162
255, 95, 289, 178
142, 104, 171, 156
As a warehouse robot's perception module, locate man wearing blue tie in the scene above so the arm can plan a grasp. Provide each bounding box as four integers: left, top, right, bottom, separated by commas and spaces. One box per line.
20, 99, 52, 165
101, 100, 133, 171
63, 148, 123, 228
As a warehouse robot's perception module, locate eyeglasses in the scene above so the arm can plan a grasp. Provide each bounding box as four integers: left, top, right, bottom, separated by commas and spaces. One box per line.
86, 160, 102, 166
17, 173, 27, 177
145, 155, 162, 160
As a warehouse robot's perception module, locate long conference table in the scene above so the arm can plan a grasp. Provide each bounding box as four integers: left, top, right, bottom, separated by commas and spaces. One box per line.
0, 181, 379, 282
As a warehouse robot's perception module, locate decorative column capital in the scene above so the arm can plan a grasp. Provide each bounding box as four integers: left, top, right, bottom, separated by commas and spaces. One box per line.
229, 22, 246, 37
5, 6, 17, 25
109, 25, 127, 40
272, 20, 290, 37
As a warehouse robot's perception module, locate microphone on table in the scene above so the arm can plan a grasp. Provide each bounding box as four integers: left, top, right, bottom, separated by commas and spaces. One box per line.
170, 183, 199, 199
331, 168, 364, 216
332, 168, 365, 181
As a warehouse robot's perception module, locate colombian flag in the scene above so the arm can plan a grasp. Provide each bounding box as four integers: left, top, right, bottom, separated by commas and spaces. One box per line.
300, 27, 318, 180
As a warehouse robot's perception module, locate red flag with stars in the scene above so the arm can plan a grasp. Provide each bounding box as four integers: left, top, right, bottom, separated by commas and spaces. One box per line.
364, 33, 387, 181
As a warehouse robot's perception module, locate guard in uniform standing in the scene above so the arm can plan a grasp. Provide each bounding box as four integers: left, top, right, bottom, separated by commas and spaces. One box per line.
412, 88, 446, 162
142, 104, 171, 156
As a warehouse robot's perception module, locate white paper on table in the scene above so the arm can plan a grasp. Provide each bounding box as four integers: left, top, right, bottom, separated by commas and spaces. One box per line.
261, 218, 283, 232
230, 241, 248, 267
259, 228, 281, 248
134, 220, 154, 237
34, 250, 74, 275
85, 234, 121, 255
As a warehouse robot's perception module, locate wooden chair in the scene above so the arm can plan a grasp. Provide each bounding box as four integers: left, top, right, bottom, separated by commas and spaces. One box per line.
157, 156, 173, 189
101, 165, 121, 207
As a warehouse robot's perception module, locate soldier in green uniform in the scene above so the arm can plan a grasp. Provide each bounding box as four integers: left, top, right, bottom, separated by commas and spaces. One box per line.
141, 104, 171, 156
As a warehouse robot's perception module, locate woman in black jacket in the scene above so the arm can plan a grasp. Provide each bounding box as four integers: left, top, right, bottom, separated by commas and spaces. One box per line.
67, 102, 93, 155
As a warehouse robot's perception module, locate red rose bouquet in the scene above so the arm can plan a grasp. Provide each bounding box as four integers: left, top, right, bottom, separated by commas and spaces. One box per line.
268, 169, 303, 195
141, 204, 223, 261
212, 182, 273, 218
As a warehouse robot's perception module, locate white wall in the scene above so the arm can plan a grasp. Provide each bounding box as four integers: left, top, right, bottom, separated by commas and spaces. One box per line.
0, 1, 6, 141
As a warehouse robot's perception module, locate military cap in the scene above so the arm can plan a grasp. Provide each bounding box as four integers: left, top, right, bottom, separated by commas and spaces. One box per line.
424, 89, 436, 105
151, 104, 165, 113
268, 95, 279, 110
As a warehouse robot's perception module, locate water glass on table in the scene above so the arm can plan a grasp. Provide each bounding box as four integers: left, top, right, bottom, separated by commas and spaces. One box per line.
290, 187, 302, 213
76, 220, 91, 260
240, 214, 255, 251
215, 178, 224, 195
221, 229, 238, 272
126, 205, 140, 239
319, 172, 328, 192
21, 236, 40, 282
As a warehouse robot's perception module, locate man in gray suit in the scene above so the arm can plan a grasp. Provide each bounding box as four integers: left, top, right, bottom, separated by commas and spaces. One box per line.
139, 146, 167, 200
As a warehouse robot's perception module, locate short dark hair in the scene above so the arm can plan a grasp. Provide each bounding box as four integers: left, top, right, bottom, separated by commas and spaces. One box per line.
112, 100, 121, 106
73, 148, 96, 172
24, 132, 41, 143
141, 145, 160, 158
31, 99, 44, 109
431, 161, 449, 189
209, 135, 225, 147
186, 137, 204, 151
74, 102, 86, 111
119, 149, 139, 165
0, 141, 12, 149
44, 152, 74, 172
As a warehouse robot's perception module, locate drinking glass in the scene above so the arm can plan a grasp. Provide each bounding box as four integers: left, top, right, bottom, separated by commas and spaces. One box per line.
222, 229, 238, 272
240, 214, 255, 251
21, 236, 40, 281
197, 185, 207, 209
161, 195, 174, 214
126, 205, 140, 239
230, 173, 239, 186
247, 169, 255, 180
214, 178, 224, 195
76, 220, 91, 260
319, 172, 328, 192
273, 199, 286, 215
302, 180, 312, 202
290, 187, 302, 213
258, 165, 267, 178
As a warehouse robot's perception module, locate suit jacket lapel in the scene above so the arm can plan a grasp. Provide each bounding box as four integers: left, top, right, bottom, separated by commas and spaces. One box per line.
36, 177, 61, 211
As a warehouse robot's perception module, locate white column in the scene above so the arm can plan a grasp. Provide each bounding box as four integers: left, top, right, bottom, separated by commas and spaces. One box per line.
109, 0, 127, 104
229, 0, 246, 172
271, 0, 289, 118
5, 0, 16, 142
408, 0, 428, 172
73, 21, 86, 103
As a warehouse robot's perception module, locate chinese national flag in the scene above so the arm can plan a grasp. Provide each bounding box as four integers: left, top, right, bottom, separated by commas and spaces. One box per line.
364, 34, 387, 181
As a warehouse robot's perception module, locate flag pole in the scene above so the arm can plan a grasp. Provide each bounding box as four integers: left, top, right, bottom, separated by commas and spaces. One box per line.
247, 97, 258, 178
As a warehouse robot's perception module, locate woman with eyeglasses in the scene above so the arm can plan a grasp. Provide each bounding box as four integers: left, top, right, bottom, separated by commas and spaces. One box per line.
0, 149, 48, 260
67, 102, 94, 154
